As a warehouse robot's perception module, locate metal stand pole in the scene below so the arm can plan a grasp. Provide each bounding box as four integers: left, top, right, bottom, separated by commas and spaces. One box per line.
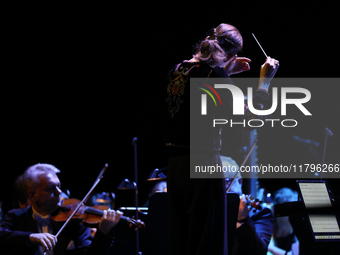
132, 137, 140, 254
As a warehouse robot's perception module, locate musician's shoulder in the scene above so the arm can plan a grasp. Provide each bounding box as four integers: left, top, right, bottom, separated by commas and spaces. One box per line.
250, 206, 273, 221
7, 206, 31, 216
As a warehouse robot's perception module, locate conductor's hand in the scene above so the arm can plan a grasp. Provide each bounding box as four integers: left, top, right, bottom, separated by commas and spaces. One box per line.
224, 55, 251, 75
259, 57, 279, 88
99, 209, 123, 235
29, 233, 57, 251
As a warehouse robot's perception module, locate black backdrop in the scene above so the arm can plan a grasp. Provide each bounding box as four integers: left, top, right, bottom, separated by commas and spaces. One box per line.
2, 2, 340, 214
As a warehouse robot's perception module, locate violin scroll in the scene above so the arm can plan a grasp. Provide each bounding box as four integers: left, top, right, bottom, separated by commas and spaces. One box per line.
122, 215, 146, 230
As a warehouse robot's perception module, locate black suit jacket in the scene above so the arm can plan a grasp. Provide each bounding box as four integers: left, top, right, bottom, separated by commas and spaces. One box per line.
0, 206, 113, 255
232, 207, 274, 255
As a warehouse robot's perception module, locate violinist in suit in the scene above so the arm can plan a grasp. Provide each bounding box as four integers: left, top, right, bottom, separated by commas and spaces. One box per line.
221, 156, 274, 255
0, 163, 122, 255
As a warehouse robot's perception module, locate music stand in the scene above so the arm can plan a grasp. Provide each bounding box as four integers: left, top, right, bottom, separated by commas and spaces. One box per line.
289, 180, 340, 255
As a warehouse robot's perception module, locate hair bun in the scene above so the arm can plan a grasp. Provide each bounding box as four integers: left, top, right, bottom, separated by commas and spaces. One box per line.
208, 27, 218, 40
213, 28, 218, 40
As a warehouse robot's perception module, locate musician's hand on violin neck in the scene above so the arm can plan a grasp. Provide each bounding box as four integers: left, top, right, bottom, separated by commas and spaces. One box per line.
238, 194, 250, 222
99, 209, 123, 235
29, 233, 57, 251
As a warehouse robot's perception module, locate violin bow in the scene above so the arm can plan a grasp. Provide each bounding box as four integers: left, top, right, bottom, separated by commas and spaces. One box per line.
93, 163, 109, 184
226, 140, 257, 193
55, 163, 108, 238
83, 163, 108, 204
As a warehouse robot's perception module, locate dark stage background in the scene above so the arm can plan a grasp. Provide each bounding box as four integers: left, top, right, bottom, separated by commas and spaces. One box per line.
1, 2, 340, 215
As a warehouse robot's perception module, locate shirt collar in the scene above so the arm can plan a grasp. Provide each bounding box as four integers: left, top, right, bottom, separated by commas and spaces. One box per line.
31, 206, 50, 220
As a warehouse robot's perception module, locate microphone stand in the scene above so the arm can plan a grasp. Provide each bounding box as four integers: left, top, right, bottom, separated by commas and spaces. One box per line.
132, 137, 140, 255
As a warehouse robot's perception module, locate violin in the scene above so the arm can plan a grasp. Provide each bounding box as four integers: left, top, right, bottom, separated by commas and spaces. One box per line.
51, 164, 145, 241
44, 164, 145, 255
51, 198, 145, 230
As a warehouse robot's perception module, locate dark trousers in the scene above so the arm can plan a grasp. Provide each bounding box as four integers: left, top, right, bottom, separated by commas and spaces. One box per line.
167, 152, 228, 255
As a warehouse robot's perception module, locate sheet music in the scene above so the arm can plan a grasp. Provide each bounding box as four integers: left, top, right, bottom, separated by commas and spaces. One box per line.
299, 183, 331, 208
299, 182, 340, 233
309, 215, 340, 233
